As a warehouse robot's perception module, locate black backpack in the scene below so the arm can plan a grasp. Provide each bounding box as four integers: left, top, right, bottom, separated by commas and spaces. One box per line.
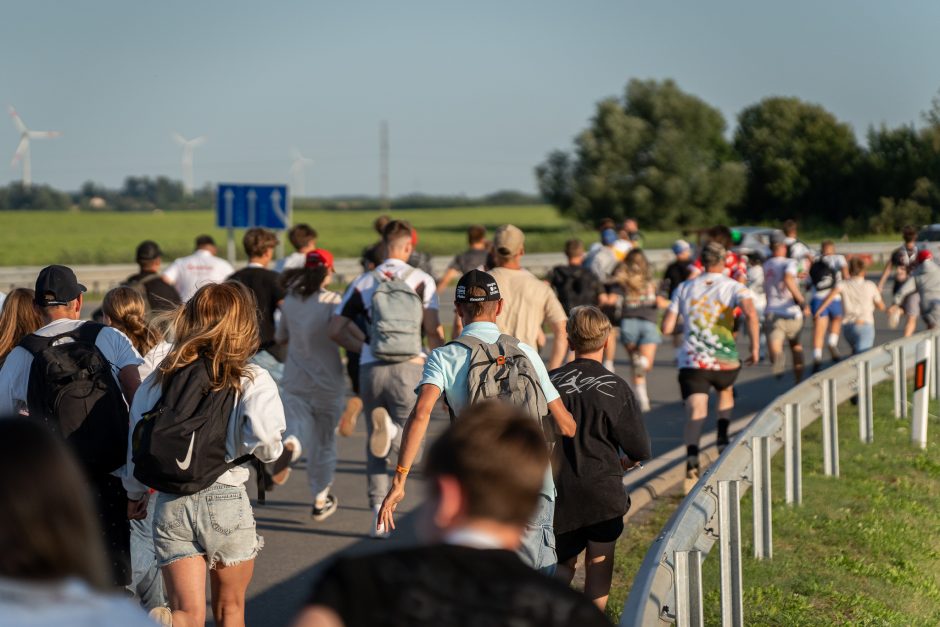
809, 259, 837, 292
21, 322, 129, 475
132, 357, 250, 495
551, 265, 599, 314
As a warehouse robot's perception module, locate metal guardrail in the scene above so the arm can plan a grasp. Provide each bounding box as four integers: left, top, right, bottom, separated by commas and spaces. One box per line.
620, 328, 940, 626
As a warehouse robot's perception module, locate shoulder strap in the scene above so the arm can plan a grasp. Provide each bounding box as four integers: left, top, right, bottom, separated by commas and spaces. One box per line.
371, 269, 388, 283
19, 322, 105, 357
19, 333, 52, 357
447, 335, 488, 351
76, 322, 105, 345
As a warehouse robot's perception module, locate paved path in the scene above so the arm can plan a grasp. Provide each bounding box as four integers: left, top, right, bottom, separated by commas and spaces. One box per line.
238, 291, 905, 626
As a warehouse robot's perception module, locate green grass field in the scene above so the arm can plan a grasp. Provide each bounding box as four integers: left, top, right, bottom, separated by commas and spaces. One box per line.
605, 381, 940, 624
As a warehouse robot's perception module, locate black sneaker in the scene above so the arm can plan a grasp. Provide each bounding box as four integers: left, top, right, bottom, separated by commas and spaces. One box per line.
716, 433, 730, 453
312, 494, 338, 522
812, 362, 822, 374
684, 457, 700, 495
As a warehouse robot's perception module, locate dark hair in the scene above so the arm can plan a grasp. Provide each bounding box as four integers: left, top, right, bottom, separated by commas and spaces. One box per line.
382, 219, 413, 246
782, 219, 798, 236
243, 228, 278, 258
848, 256, 867, 276
373, 215, 391, 235
288, 224, 318, 251
467, 224, 486, 245
281, 266, 330, 299
707, 225, 733, 249
195, 234, 216, 249
597, 217, 616, 231
0, 419, 110, 590
456, 286, 499, 319
564, 238, 584, 258
902, 225, 918, 243
425, 401, 548, 526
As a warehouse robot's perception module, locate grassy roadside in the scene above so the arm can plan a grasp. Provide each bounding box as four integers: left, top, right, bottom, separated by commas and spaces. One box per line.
604, 381, 940, 624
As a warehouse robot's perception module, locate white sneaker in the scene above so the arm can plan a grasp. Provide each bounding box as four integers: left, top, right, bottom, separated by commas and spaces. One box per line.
148, 607, 172, 626
369, 408, 398, 458
371, 504, 390, 539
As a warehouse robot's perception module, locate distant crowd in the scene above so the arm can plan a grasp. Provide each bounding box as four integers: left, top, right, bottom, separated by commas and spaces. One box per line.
0, 214, 933, 626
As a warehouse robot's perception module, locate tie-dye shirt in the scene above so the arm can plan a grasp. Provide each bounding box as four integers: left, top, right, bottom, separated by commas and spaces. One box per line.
669, 273, 752, 370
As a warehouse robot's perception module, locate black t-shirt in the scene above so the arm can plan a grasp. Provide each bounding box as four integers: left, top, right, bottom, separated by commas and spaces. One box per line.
228, 266, 285, 355
660, 260, 692, 299
308, 544, 610, 627
361, 241, 385, 271
125, 271, 181, 315
448, 248, 489, 275
549, 359, 651, 533
549, 264, 601, 315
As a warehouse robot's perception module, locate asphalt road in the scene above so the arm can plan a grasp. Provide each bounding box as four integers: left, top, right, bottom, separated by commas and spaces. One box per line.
235, 289, 906, 627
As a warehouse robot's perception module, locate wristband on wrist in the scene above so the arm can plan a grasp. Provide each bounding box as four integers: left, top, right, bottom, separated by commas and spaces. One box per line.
396, 465, 410, 475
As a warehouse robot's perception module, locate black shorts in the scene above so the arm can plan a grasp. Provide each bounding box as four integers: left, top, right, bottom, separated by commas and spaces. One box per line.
678, 368, 740, 400
555, 516, 625, 564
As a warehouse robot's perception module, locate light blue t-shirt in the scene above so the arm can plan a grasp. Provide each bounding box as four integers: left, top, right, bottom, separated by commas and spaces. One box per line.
418, 321, 560, 498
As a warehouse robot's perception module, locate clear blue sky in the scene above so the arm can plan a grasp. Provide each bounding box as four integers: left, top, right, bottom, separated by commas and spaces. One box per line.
2, 0, 939, 196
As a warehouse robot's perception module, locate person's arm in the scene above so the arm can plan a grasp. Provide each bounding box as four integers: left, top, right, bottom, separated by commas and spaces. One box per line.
292, 607, 345, 627
422, 309, 445, 350
327, 316, 364, 354
872, 283, 886, 312
378, 383, 442, 531
548, 397, 576, 437
118, 365, 141, 405
611, 392, 652, 463
239, 368, 286, 463
547, 319, 568, 370
741, 297, 760, 365
813, 286, 840, 321
661, 309, 678, 335
784, 271, 805, 306
436, 267, 460, 294
877, 260, 894, 292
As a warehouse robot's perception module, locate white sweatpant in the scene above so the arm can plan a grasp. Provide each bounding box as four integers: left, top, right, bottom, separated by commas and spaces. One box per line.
281, 390, 344, 499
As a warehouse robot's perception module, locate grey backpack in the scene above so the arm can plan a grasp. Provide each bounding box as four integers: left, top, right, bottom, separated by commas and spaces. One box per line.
448, 334, 554, 445
369, 267, 425, 362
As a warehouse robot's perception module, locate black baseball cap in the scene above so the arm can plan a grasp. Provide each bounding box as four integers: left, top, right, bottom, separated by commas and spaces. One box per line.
34, 265, 86, 306
136, 240, 163, 262
455, 269, 501, 303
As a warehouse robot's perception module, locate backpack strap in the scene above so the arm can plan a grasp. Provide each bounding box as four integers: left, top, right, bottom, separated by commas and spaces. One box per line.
76, 322, 106, 345
18, 322, 105, 357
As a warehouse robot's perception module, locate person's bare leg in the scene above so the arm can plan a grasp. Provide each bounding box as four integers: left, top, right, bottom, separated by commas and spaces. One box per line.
583, 540, 617, 612
634, 343, 657, 411
162, 556, 207, 627
812, 315, 828, 367
209, 559, 255, 627
767, 336, 785, 378
790, 341, 804, 383
904, 314, 918, 337
604, 330, 618, 371
683, 393, 710, 450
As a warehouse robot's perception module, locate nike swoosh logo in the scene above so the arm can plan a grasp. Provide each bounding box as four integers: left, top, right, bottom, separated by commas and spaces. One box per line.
176, 433, 195, 470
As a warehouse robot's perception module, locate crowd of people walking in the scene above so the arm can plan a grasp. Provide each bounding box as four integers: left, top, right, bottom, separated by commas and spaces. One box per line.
0, 214, 931, 625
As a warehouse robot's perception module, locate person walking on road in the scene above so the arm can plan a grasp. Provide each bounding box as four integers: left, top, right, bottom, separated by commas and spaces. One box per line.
549, 305, 651, 611
275, 223, 319, 273
549, 238, 602, 316
808, 240, 847, 372
328, 219, 444, 537
123, 281, 285, 627
296, 403, 609, 627
814, 257, 884, 353
661, 243, 760, 491
377, 269, 575, 571
276, 250, 353, 521
126, 241, 181, 319
763, 236, 809, 382
162, 235, 234, 302
879, 225, 920, 335
436, 224, 489, 293
488, 224, 569, 370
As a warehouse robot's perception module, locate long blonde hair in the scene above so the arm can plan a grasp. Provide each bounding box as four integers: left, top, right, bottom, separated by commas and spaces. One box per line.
0, 289, 43, 365
102, 286, 162, 355
615, 249, 653, 297
157, 281, 260, 394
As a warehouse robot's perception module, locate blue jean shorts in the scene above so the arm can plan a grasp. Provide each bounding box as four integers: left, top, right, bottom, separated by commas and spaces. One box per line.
620, 317, 661, 346
152, 483, 262, 569
810, 296, 843, 318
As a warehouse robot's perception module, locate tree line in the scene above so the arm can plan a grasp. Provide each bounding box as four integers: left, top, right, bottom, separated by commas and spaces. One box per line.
536, 78, 940, 233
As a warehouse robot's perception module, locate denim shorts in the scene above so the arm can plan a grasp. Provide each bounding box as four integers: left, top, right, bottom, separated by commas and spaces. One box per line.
620, 317, 661, 346
152, 483, 262, 569
517, 494, 556, 574
810, 296, 843, 318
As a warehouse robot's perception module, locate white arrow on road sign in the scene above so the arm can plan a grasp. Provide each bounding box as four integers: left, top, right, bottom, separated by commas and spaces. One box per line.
270, 189, 287, 227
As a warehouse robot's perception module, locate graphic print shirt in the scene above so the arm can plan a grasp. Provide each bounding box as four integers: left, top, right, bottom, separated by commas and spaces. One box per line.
669, 273, 752, 371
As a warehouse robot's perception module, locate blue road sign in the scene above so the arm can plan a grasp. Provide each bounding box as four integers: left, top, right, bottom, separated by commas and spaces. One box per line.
216, 184, 289, 229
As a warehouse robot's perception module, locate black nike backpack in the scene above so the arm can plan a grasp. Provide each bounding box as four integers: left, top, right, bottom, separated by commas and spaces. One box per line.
21, 322, 129, 475
132, 357, 249, 495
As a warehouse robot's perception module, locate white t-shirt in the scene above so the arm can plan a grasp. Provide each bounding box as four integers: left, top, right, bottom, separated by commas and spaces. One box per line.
138, 341, 172, 382
763, 256, 801, 318
335, 258, 439, 366
276, 289, 345, 397
274, 251, 306, 273
0, 319, 142, 416
0, 577, 154, 627
162, 249, 235, 302
668, 273, 752, 371
122, 363, 285, 499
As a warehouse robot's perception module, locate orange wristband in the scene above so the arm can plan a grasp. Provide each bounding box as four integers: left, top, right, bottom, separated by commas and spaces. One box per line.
396, 465, 410, 475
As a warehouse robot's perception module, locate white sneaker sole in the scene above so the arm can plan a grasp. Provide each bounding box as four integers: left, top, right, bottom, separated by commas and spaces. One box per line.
369, 408, 394, 459
312, 496, 338, 522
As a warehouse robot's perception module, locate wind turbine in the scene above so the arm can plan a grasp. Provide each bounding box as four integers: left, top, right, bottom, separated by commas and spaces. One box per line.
9, 106, 61, 188
172, 132, 205, 195
289, 148, 314, 197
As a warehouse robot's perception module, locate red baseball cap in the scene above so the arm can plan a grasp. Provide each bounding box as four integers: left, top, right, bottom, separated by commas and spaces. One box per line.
917, 249, 933, 265
305, 249, 334, 269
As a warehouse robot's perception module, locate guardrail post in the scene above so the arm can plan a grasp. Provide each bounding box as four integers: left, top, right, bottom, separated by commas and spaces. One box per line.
932, 335, 940, 401
674, 550, 704, 627
719, 480, 743, 627
912, 340, 932, 449
893, 346, 907, 419
784, 404, 802, 505
821, 378, 840, 477
857, 361, 874, 443
751, 436, 772, 559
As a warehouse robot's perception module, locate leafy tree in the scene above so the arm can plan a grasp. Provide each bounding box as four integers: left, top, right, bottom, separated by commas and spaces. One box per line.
870, 177, 938, 234
733, 97, 863, 225
536, 79, 745, 229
